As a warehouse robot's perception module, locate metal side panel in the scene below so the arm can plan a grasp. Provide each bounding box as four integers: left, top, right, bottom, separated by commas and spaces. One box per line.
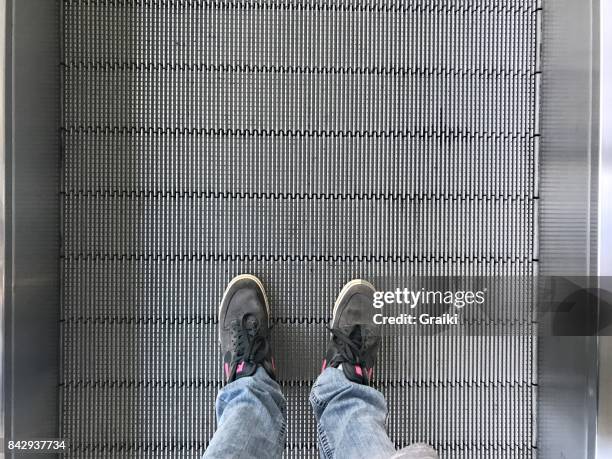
3, 0, 61, 455
538, 0, 600, 458
597, 1, 612, 457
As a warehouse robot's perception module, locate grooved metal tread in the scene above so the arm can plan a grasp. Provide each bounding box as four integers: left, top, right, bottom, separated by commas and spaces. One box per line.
60, 1, 540, 457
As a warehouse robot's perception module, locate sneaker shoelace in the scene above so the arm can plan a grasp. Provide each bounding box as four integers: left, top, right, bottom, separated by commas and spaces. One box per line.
327, 325, 367, 367
229, 314, 269, 380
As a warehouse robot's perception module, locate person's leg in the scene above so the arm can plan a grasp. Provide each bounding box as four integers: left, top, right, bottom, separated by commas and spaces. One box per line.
205, 367, 286, 458
204, 275, 286, 459
309, 280, 438, 459
310, 368, 436, 459
310, 366, 395, 458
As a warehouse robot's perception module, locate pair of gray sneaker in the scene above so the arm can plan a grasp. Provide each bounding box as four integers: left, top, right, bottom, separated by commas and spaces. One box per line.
219, 275, 380, 385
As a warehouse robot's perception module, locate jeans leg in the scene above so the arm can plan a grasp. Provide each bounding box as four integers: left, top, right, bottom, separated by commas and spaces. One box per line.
309, 368, 437, 459
204, 368, 286, 459
309, 367, 396, 459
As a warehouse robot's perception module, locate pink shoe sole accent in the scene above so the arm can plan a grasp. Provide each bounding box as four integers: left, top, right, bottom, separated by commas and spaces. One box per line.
224, 362, 230, 378
321, 359, 327, 372
236, 361, 245, 373
355, 365, 363, 377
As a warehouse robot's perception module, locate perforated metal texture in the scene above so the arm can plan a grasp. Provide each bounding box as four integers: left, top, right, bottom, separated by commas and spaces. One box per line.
60, 1, 540, 457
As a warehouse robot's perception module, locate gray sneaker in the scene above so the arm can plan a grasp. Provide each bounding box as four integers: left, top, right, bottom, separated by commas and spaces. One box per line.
219, 275, 275, 383
322, 280, 381, 385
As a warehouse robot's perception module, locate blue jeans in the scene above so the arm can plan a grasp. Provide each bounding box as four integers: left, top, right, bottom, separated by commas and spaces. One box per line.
203, 367, 437, 459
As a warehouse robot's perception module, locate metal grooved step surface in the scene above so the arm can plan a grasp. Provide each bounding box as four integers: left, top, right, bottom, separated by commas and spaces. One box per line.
60, 1, 540, 457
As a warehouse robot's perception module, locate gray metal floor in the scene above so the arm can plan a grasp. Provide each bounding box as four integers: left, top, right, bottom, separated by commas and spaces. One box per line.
60, 1, 539, 457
